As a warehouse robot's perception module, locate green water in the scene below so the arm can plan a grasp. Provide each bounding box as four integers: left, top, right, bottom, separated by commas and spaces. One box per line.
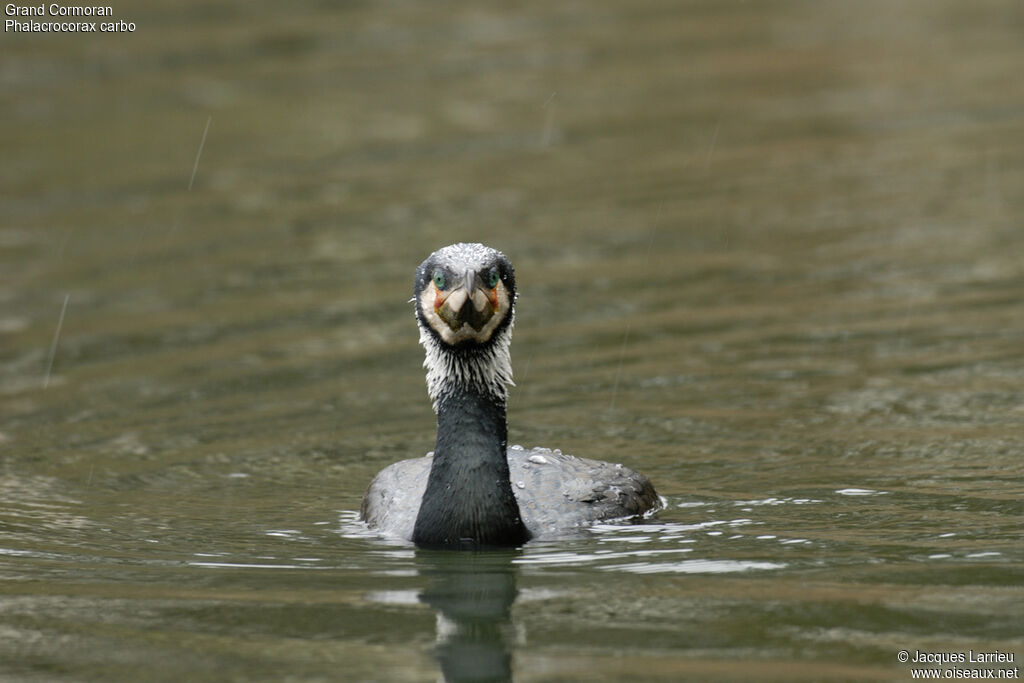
2, 0, 1022, 680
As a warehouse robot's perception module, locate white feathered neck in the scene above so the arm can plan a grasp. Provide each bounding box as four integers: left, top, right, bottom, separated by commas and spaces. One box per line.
418, 317, 515, 412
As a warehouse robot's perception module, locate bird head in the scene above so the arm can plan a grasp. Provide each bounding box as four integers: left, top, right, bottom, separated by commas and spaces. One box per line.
414, 243, 516, 348
413, 243, 517, 408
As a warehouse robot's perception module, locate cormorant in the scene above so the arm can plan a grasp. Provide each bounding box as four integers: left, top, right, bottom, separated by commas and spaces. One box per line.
361, 243, 660, 549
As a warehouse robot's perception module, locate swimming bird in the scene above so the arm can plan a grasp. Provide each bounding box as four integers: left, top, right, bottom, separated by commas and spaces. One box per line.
360, 243, 660, 549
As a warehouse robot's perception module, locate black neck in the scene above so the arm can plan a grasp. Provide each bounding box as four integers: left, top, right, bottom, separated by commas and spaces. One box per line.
413, 384, 530, 549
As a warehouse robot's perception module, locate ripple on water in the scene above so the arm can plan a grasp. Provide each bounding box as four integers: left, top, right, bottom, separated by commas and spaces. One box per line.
835, 488, 891, 497
606, 559, 787, 574
512, 515, 796, 574
336, 481, 1017, 576
337, 503, 810, 575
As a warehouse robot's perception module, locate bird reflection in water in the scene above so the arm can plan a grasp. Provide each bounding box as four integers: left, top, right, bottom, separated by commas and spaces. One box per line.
416, 549, 520, 682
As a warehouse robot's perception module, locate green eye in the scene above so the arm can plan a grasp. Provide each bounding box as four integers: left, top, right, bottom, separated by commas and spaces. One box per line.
487, 268, 500, 288
432, 269, 447, 290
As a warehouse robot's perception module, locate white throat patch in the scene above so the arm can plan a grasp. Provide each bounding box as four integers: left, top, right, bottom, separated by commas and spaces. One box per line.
418, 318, 515, 411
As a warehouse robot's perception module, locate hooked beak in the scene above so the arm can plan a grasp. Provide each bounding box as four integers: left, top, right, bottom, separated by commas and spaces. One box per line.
436, 269, 497, 333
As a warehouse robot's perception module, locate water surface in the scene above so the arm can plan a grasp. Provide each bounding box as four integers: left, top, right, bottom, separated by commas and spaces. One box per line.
2, 0, 1023, 680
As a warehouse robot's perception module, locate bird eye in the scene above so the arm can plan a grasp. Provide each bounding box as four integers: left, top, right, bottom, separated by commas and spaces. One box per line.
432, 269, 447, 290
487, 268, 500, 288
